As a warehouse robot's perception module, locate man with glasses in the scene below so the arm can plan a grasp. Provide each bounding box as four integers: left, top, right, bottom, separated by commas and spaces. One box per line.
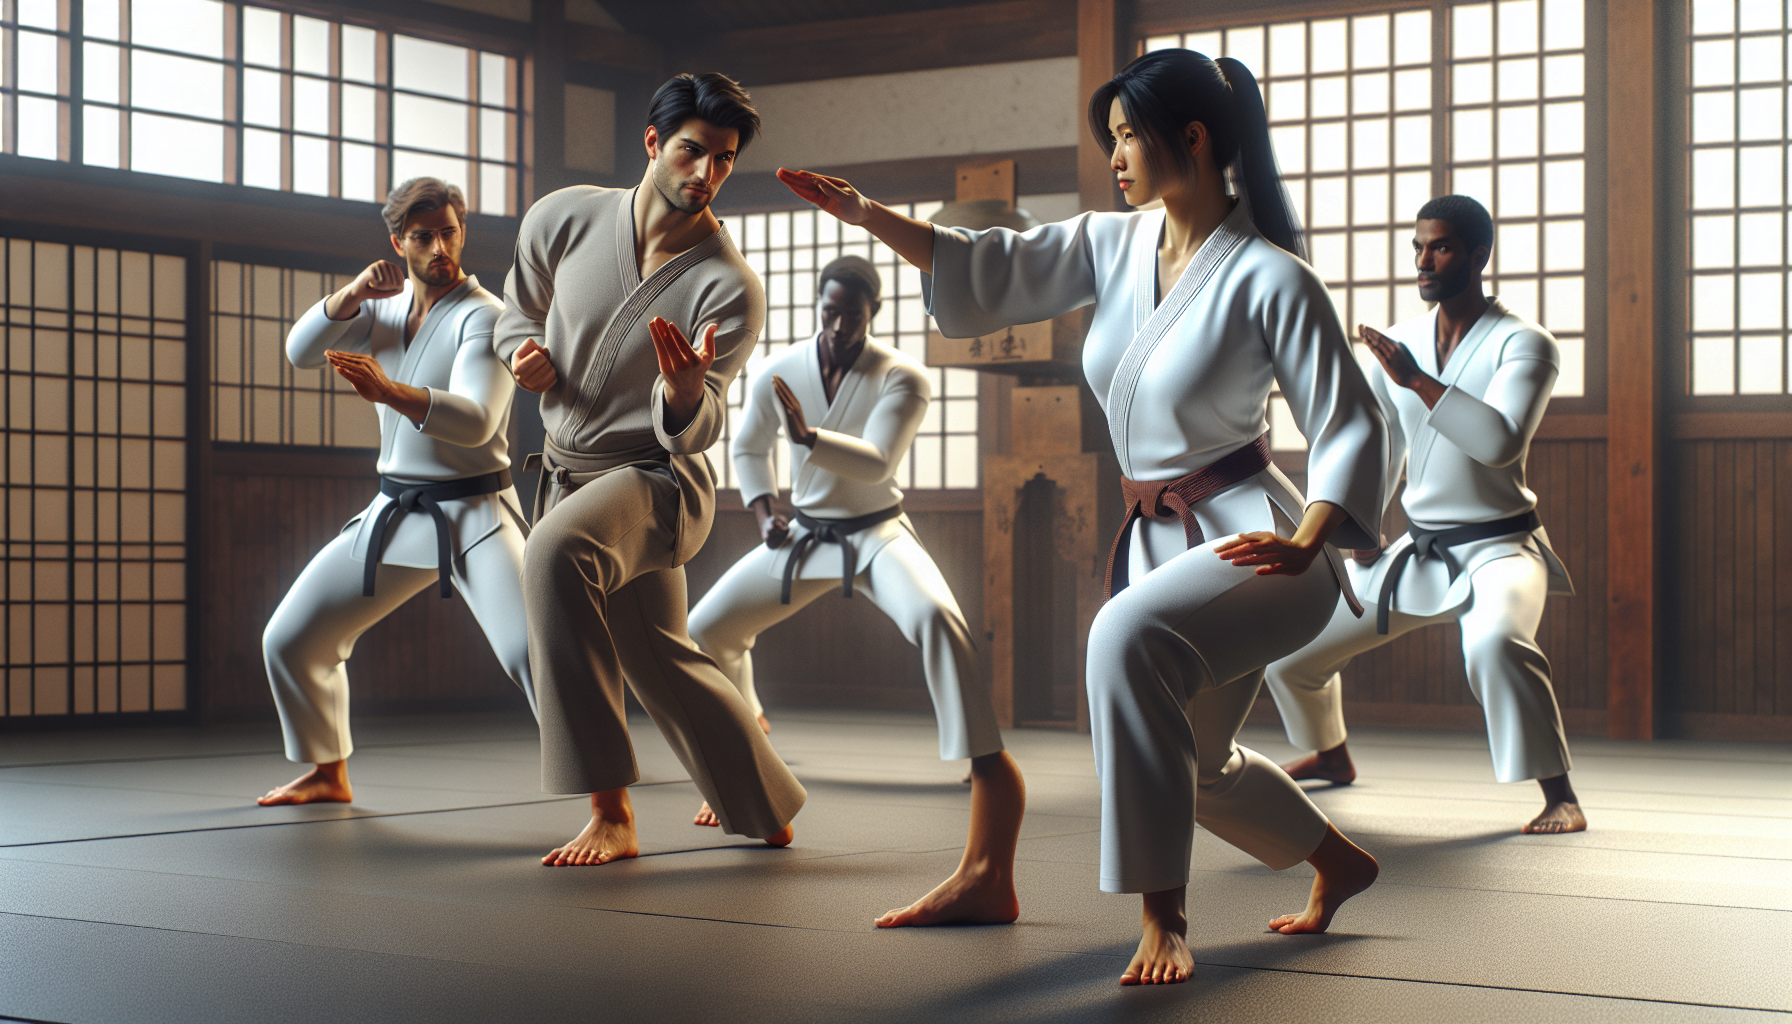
258, 177, 535, 806
497, 73, 804, 866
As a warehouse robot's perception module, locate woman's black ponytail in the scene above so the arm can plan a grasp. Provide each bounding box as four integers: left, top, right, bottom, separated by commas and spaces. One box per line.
1089, 49, 1308, 262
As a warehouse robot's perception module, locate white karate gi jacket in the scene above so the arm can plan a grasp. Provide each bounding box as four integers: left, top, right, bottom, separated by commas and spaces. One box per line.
286, 276, 526, 570
732, 334, 929, 582
924, 200, 1386, 591
1354, 298, 1574, 616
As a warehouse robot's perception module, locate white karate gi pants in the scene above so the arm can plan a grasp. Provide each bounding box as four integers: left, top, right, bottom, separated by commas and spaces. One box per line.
689, 530, 1003, 762
1262, 552, 1572, 783
264, 523, 534, 764
1089, 518, 1337, 894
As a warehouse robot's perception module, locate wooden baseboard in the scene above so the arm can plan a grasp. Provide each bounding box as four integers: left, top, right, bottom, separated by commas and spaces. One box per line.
1247, 696, 1609, 737
759, 682, 935, 714
1664, 712, 1792, 742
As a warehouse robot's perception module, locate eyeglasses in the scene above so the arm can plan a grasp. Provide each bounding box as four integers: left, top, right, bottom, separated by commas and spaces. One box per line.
405, 227, 461, 245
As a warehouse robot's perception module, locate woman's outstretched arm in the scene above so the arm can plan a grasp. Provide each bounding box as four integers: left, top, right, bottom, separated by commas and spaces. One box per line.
778, 168, 935, 273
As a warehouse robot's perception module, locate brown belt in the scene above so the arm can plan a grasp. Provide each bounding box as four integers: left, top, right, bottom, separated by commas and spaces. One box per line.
1105, 432, 1272, 598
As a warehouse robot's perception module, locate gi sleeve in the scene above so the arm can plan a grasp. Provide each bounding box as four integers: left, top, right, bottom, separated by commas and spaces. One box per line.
652, 271, 765, 455
1427, 327, 1558, 468
1367, 359, 1409, 524
730, 357, 783, 505
286, 297, 373, 369
1260, 258, 1387, 551
494, 201, 556, 366
922, 215, 1101, 338
414, 304, 514, 448
805, 365, 931, 485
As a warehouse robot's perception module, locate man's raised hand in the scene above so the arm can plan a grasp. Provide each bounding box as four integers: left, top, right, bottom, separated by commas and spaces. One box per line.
770, 374, 817, 448
325, 260, 404, 320
777, 169, 872, 225
512, 339, 558, 393
1360, 323, 1446, 408
325, 350, 429, 423
1360, 324, 1428, 391
650, 317, 715, 434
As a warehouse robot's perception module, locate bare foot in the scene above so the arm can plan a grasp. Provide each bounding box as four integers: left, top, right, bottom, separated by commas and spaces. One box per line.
543, 788, 639, 867
1268, 823, 1379, 934
876, 750, 1024, 928
1280, 741, 1355, 785
766, 823, 794, 847
875, 862, 1018, 927
1121, 887, 1194, 985
1524, 774, 1587, 834
257, 761, 352, 805
1523, 801, 1587, 834
758, 714, 772, 735
694, 800, 720, 827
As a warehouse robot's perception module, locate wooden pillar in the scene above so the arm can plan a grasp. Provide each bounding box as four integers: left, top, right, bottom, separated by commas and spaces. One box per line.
1605, 0, 1658, 739
1077, 0, 1126, 213
525, 0, 567, 203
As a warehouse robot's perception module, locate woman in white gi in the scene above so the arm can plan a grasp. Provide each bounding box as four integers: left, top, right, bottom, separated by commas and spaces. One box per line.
258, 179, 533, 806
780, 49, 1385, 983
687, 256, 1021, 928
1263, 195, 1585, 835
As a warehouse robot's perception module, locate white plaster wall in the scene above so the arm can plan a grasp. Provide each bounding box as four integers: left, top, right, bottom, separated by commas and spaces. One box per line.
738, 58, 1080, 173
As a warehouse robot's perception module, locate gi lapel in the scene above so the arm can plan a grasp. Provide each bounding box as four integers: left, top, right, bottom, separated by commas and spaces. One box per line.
1106, 203, 1254, 478
383, 279, 472, 449
1408, 299, 1507, 479
567, 190, 729, 436
791, 335, 844, 498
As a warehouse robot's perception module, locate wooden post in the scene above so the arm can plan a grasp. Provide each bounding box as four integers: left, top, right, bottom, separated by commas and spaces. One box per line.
1605, 0, 1658, 739
1077, 0, 1124, 213
526, 0, 568, 203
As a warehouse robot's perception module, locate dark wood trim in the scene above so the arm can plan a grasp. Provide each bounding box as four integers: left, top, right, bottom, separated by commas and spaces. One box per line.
1664, 712, 1792, 743
1535, 414, 1609, 440
1077, 0, 1126, 214
189, 241, 216, 721
716, 147, 1077, 213
566, 25, 667, 79
212, 444, 380, 478
715, 489, 983, 514
243, 0, 532, 56
1132, 0, 1436, 38
1671, 412, 1792, 439
663, 1, 1075, 89
0, 159, 520, 279
1604, 0, 1658, 741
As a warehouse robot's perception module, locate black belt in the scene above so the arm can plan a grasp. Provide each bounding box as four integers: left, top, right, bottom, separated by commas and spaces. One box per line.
781, 505, 904, 604
363, 469, 511, 599
1376, 509, 1540, 634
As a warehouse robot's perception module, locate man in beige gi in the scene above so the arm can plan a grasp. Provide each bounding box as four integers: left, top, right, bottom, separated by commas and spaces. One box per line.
496, 73, 805, 865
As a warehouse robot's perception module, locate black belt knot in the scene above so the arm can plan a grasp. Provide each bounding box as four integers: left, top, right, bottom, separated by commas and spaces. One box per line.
780, 505, 904, 604
363, 469, 511, 599
1375, 509, 1540, 634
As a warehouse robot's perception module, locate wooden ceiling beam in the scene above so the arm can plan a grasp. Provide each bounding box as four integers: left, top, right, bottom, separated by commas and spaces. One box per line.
664, 0, 1076, 88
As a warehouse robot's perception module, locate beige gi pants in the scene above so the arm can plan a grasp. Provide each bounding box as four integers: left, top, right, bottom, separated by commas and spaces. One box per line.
524, 458, 806, 839
1263, 552, 1572, 783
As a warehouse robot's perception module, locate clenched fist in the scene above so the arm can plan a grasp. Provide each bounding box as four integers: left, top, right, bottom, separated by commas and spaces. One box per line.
512, 338, 558, 393
325, 260, 404, 321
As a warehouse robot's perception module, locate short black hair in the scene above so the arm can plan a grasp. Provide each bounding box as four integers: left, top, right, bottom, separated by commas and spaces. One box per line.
1416, 194, 1494, 252
817, 255, 881, 308
646, 72, 760, 152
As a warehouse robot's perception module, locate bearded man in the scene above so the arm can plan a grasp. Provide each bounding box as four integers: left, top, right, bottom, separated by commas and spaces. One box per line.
259, 177, 534, 806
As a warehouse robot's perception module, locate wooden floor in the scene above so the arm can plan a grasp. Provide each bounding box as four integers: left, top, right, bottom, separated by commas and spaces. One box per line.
1, 709, 1788, 1023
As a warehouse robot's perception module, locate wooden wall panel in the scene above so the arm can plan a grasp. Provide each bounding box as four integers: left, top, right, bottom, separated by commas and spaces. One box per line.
682, 508, 985, 715
1668, 439, 1792, 740
200, 464, 521, 720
